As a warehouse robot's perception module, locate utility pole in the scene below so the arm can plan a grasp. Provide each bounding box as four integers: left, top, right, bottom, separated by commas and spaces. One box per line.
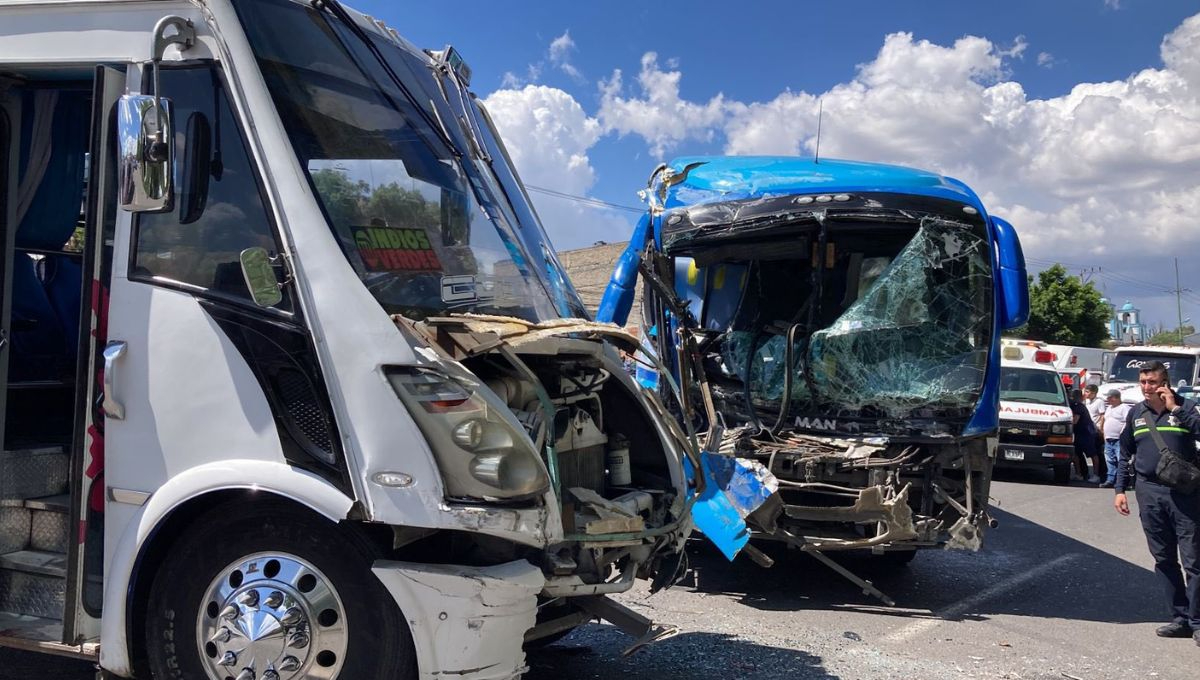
1174, 258, 1186, 343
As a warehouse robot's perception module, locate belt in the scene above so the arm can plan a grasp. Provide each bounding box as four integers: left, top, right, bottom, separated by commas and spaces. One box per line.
1105, 438, 1119, 442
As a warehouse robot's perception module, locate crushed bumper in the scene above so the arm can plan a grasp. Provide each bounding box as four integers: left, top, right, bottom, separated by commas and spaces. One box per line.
372, 559, 546, 680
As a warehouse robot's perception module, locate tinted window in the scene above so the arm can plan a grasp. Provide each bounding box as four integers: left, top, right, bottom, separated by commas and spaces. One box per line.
132, 67, 283, 307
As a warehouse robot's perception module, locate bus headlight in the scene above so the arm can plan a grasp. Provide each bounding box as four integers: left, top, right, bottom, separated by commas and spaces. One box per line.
386, 366, 550, 500
1050, 423, 1069, 435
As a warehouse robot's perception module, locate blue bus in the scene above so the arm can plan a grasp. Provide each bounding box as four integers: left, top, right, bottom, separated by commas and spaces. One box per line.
599, 156, 1028, 569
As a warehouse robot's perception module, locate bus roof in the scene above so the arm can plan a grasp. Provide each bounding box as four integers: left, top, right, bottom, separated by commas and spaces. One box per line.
1113, 345, 1200, 356
661, 156, 985, 210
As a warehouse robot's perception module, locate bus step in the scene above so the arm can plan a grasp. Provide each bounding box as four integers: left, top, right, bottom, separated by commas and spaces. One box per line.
27, 496, 70, 554
0, 549, 66, 619
0, 446, 68, 500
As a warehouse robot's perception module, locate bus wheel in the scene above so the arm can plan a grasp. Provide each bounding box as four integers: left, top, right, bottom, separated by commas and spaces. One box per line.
145, 503, 416, 680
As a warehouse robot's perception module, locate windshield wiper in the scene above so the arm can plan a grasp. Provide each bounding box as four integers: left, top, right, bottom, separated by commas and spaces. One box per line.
310, 0, 459, 157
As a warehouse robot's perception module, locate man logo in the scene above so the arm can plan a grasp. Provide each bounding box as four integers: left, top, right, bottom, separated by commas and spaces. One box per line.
794, 416, 837, 431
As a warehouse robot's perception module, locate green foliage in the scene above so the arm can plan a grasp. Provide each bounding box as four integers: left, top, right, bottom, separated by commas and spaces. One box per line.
1148, 325, 1195, 346
1023, 264, 1111, 347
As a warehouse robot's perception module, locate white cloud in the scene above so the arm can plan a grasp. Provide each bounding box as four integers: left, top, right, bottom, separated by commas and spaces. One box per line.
482, 85, 634, 249
598, 52, 728, 158
482, 14, 1200, 324
549, 30, 583, 81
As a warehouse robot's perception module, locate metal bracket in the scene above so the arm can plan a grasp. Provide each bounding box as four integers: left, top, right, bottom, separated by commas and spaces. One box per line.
575, 595, 680, 657
775, 530, 896, 606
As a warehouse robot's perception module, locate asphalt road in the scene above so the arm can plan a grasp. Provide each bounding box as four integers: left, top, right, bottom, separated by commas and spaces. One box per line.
7, 470, 1196, 679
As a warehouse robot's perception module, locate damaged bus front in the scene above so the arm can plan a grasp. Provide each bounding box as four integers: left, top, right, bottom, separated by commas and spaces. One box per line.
599, 157, 1028, 579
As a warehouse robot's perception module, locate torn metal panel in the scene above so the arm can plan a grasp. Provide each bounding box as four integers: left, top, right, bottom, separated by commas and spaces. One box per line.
372, 559, 545, 680
684, 451, 779, 560
784, 485, 919, 551
419, 314, 642, 355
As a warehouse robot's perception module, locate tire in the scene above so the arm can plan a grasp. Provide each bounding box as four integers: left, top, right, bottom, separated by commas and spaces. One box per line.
145, 501, 416, 680
1052, 463, 1071, 485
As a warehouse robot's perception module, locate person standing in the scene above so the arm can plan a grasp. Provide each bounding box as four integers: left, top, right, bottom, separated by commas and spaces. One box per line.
1069, 388, 1101, 483
1114, 361, 1200, 644
1098, 389, 1131, 489
1084, 384, 1108, 481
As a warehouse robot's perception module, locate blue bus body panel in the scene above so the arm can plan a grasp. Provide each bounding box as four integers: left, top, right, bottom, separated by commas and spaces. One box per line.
598, 157, 1025, 554
663, 156, 986, 212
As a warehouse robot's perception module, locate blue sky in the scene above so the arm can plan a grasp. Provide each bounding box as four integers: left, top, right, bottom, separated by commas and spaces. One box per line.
356, 0, 1200, 332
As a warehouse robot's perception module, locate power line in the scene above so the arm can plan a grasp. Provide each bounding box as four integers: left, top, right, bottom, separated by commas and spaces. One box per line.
525, 184, 645, 214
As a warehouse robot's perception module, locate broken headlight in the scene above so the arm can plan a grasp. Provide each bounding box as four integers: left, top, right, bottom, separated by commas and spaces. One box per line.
386, 366, 550, 501
1049, 423, 1069, 435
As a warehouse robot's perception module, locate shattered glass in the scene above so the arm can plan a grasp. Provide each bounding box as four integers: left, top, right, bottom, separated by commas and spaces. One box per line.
806, 219, 992, 417
725, 219, 992, 420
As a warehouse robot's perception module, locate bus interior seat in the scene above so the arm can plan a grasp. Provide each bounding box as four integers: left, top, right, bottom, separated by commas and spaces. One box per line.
39, 254, 82, 358
8, 252, 66, 382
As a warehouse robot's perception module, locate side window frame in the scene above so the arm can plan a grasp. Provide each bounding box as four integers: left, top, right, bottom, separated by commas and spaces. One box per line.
127, 61, 293, 316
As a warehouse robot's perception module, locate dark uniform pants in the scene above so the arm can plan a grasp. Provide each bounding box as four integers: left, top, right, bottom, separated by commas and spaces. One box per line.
1137, 481, 1200, 627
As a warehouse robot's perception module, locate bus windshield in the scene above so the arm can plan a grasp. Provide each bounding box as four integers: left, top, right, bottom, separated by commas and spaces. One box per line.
1110, 353, 1197, 384
234, 0, 585, 321
1000, 367, 1068, 405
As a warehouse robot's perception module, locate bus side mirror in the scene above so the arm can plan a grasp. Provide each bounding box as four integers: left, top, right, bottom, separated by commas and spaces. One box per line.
991, 216, 1029, 330
240, 247, 283, 308
118, 94, 175, 212
118, 15, 195, 213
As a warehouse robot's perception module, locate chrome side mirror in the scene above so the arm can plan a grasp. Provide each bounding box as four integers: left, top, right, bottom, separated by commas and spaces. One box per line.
240, 247, 283, 308
118, 95, 174, 212
118, 15, 195, 213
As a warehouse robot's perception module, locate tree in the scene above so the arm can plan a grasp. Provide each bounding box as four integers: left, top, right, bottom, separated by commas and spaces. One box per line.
1019, 264, 1111, 347
1148, 325, 1195, 346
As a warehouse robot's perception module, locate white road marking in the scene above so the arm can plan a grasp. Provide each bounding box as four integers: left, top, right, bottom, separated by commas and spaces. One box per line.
884, 553, 1078, 644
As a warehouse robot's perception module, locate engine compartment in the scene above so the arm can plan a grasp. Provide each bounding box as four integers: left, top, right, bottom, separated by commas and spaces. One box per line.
392, 314, 691, 610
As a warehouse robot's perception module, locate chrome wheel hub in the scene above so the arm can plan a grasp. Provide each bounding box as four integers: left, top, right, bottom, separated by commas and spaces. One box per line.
198, 553, 347, 680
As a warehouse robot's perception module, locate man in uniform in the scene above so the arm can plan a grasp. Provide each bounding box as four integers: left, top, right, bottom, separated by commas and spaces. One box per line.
1114, 361, 1200, 644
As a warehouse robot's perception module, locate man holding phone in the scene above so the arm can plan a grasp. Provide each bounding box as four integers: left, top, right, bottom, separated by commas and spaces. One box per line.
1114, 360, 1200, 644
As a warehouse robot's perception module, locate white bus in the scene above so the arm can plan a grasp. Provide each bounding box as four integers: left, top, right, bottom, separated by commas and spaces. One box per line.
0, 1, 692, 678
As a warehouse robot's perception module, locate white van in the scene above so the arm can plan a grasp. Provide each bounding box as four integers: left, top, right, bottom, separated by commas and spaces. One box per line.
0, 1, 691, 678
996, 352, 1075, 483
1100, 345, 1200, 403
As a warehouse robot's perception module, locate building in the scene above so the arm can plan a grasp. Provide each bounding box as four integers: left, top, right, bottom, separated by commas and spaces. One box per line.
1106, 299, 1147, 345
558, 241, 643, 323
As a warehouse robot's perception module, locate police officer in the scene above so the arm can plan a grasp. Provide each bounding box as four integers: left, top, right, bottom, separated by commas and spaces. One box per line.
1114, 360, 1200, 644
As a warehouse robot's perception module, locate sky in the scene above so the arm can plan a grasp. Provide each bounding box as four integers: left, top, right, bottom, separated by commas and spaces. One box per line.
354, 0, 1200, 333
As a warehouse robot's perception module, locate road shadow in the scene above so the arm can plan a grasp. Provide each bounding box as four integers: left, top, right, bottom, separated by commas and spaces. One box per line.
678, 503, 1162, 626
992, 466, 1095, 487
525, 627, 840, 680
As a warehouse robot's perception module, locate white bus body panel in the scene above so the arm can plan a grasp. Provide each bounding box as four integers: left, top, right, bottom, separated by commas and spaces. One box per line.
99, 461, 355, 674
372, 559, 545, 680
204, 0, 566, 542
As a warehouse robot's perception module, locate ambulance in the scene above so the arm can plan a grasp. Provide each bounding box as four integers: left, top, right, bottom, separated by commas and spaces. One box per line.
996, 341, 1075, 483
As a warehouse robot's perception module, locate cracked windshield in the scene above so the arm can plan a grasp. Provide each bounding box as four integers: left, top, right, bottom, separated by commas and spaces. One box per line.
716, 218, 993, 425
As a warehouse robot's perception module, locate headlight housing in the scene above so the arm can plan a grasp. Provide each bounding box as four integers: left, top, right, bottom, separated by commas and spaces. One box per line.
386, 366, 550, 500
1050, 422, 1069, 435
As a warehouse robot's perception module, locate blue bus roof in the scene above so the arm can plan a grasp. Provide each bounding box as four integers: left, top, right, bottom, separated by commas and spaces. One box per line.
663, 156, 984, 210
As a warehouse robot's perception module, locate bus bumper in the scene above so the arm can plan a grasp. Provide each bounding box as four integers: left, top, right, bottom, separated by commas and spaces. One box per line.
372, 559, 546, 680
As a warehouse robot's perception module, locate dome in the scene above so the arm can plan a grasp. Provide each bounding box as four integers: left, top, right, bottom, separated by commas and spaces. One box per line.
1120, 301, 1136, 312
